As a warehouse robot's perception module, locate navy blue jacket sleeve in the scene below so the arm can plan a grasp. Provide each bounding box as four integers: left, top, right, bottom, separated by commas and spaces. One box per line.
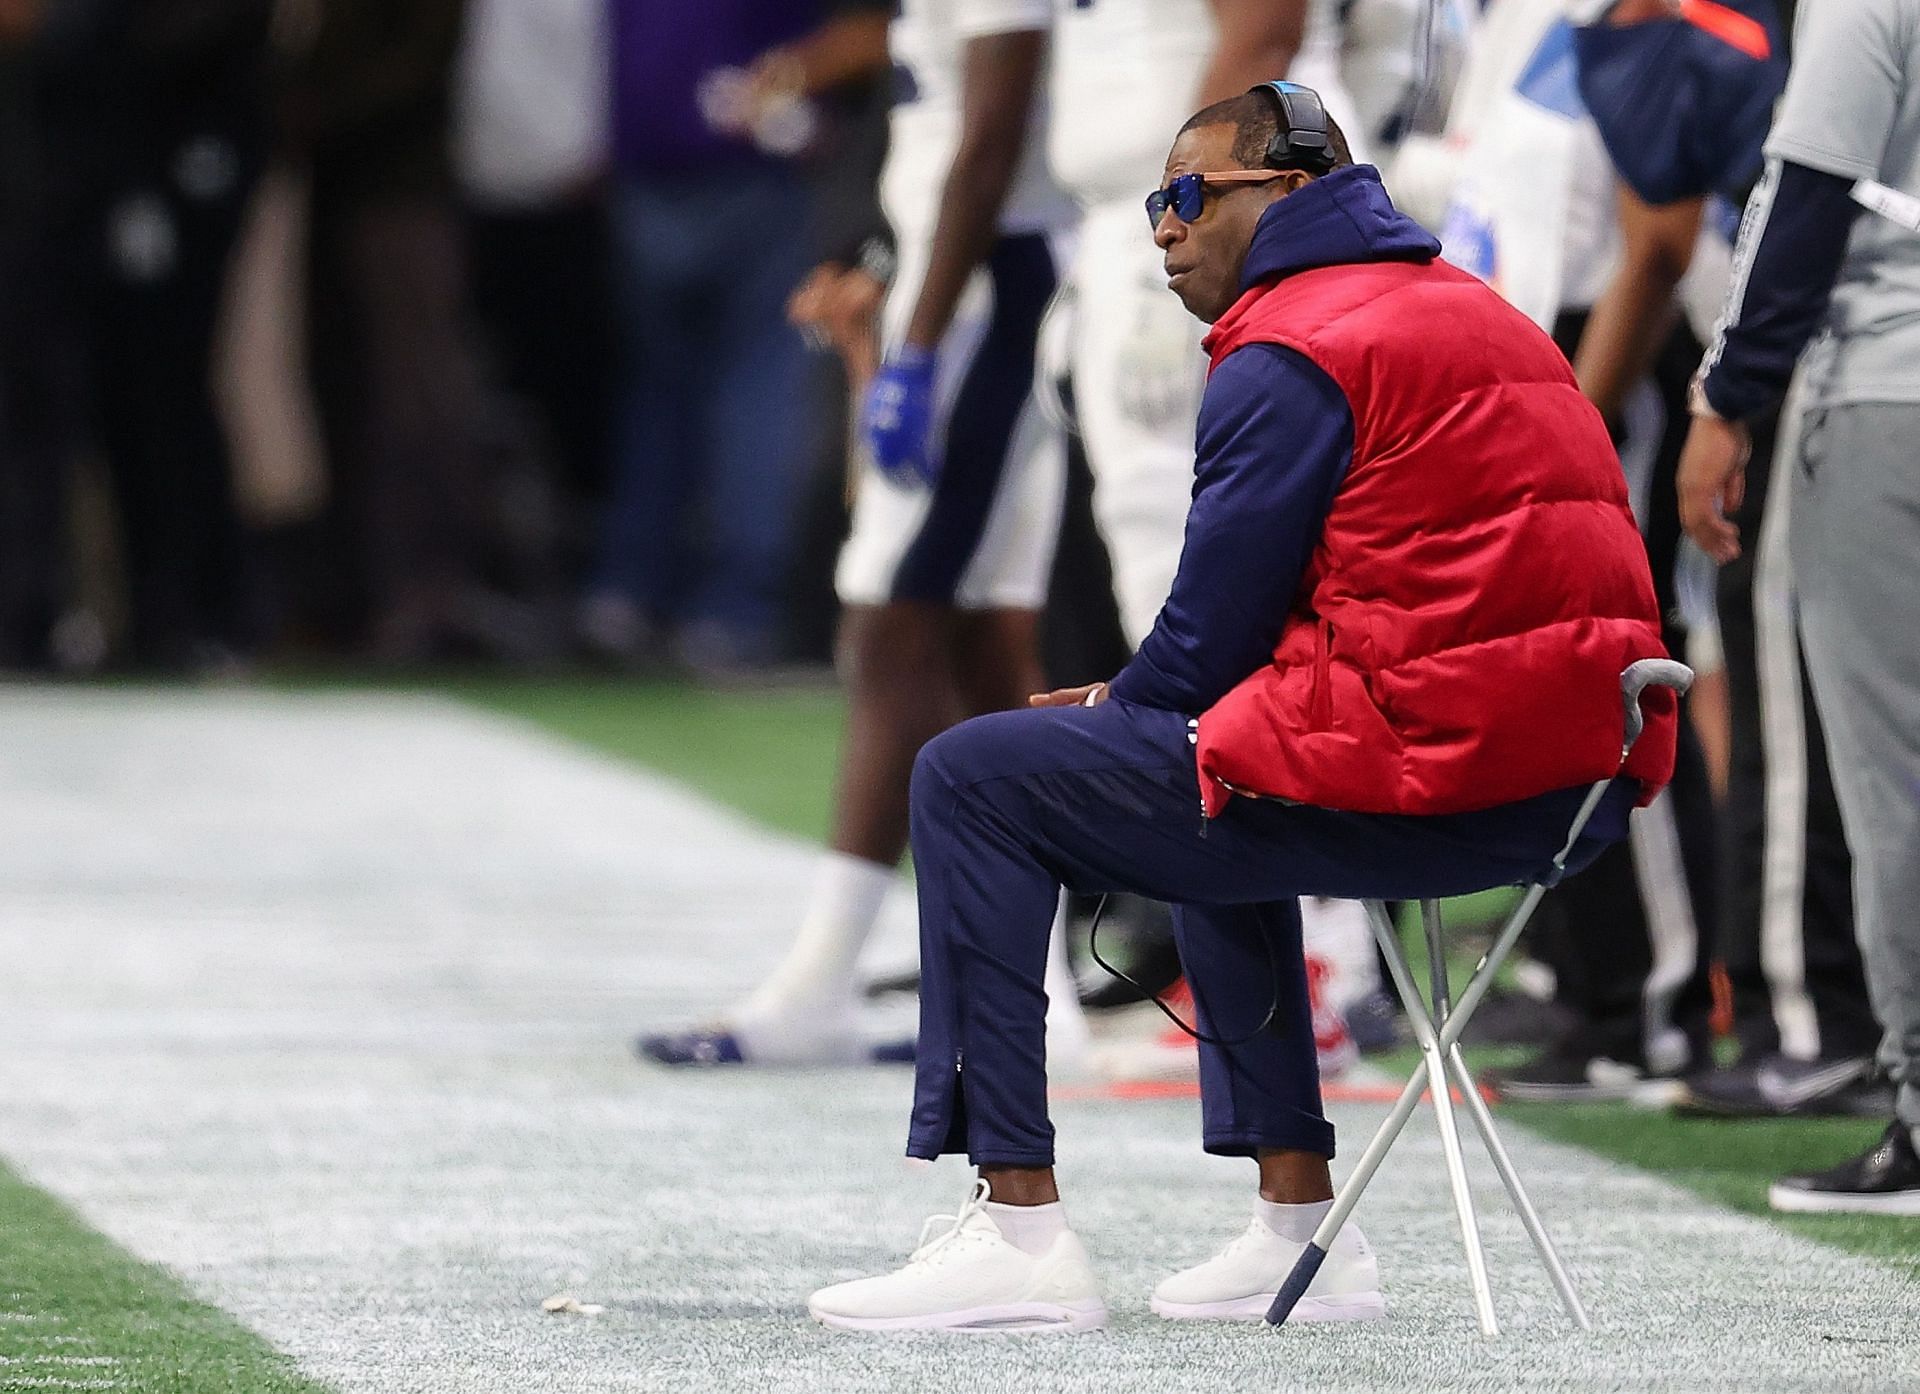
1700, 160, 1862, 420
1107, 344, 1353, 715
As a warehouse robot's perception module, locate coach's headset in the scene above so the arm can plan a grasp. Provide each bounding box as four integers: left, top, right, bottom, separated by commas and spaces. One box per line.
1249, 79, 1338, 176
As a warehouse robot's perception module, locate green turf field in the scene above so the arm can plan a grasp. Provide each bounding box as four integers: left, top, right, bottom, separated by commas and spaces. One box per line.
0, 1162, 332, 1392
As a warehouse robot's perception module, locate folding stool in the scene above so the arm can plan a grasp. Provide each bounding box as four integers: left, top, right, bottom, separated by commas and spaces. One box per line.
1268, 658, 1695, 1336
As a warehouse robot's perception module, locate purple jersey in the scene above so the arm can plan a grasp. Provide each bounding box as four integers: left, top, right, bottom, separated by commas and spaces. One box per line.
610, 0, 826, 173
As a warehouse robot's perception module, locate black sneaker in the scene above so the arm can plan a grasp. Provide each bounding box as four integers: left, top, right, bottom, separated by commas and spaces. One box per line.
1456, 988, 1578, 1047
1676, 1055, 1893, 1119
1769, 1121, 1920, 1215
1487, 1049, 1676, 1103
1344, 989, 1407, 1055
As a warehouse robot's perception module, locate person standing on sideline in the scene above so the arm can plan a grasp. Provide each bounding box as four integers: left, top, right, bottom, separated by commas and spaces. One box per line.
805, 86, 1676, 1334
1571, 0, 1883, 1119
35, 0, 274, 670
588, 0, 846, 672
1049, 0, 1386, 1072
642, 0, 1079, 1067
1389, 0, 1723, 1101
1680, 0, 1920, 1211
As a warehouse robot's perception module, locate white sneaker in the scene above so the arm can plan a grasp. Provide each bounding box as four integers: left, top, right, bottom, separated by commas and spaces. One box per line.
638, 989, 871, 1068
1151, 1212, 1384, 1322
808, 1181, 1108, 1334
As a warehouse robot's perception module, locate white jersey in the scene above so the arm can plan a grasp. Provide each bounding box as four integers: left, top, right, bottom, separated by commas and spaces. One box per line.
1049, 0, 1217, 202
882, 0, 1074, 244
1050, 0, 1361, 202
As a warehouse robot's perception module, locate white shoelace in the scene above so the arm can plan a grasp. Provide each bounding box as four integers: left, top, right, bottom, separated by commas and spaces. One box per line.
1218, 1218, 1271, 1261
908, 1178, 994, 1267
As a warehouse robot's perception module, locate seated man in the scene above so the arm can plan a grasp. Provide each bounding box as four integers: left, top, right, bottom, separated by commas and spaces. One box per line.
807, 82, 1677, 1335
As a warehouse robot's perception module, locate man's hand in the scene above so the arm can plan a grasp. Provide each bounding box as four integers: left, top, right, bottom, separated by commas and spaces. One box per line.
789, 262, 843, 342
861, 348, 939, 487
1677, 414, 1754, 564
790, 263, 885, 388
1028, 682, 1110, 708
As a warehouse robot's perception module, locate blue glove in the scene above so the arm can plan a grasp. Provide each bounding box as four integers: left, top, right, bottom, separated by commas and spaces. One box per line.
861, 347, 939, 488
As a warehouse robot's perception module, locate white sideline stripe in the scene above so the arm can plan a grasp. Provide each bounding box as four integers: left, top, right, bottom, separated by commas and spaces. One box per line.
1630, 791, 1699, 1075
0, 690, 1913, 1394
1755, 377, 1821, 1060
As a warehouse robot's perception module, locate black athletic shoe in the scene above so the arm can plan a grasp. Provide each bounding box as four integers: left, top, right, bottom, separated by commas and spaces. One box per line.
1343, 989, 1407, 1055
1070, 893, 1182, 1009
862, 968, 921, 999
1456, 988, 1579, 1047
1487, 1049, 1676, 1103
1769, 1121, 1920, 1215
1676, 1055, 1893, 1119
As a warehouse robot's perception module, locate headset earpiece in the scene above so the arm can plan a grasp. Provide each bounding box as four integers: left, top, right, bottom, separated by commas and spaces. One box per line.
1250, 80, 1335, 175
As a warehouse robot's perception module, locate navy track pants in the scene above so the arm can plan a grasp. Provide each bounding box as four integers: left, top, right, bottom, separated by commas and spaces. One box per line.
906, 697, 1632, 1167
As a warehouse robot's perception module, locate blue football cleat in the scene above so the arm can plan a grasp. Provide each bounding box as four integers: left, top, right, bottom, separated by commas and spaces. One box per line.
637, 1026, 915, 1067
637, 1028, 747, 1066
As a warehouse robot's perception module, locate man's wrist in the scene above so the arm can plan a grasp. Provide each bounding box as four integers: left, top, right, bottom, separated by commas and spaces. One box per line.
884, 344, 936, 372
1688, 373, 1731, 422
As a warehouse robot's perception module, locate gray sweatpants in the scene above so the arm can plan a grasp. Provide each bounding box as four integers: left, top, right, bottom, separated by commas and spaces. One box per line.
1790, 401, 1920, 1128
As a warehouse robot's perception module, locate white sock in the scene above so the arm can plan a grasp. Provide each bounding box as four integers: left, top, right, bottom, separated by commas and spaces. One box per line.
1256, 1197, 1334, 1243
737, 851, 894, 1016
984, 1200, 1069, 1257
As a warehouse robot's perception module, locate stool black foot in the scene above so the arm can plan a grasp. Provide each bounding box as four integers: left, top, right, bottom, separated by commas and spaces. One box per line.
1265, 1242, 1327, 1325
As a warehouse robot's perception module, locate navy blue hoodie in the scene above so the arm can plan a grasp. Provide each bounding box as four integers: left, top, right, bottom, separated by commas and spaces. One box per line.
1108, 165, 1439, 716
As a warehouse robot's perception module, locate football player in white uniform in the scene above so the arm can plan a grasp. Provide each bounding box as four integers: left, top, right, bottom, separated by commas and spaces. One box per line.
1050, 0, 1385, 1067
1049, 0, 1368, 647
645, 0, 1079, 1067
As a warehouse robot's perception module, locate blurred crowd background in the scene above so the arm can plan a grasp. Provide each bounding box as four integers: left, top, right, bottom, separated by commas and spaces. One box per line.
0, 0, 935, 678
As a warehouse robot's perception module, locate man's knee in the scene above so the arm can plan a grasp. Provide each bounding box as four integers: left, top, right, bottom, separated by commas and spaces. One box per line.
910, 717, 990, 814
910, 710, 1036, 824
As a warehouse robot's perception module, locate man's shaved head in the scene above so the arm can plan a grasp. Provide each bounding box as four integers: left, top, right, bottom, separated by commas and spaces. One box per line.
1178, 91, 1354, 172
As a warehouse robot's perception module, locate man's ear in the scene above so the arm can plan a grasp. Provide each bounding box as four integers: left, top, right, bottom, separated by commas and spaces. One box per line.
1271, 170, 1313, 202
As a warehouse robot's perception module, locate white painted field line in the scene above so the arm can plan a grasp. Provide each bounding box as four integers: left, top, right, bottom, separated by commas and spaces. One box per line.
0, 689, 1910, 1394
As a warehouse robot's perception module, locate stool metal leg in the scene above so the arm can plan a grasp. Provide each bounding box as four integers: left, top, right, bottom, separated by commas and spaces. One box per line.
1422, 899, 1452, 1018
1271, 683, 1689, 1335
1442, 1043, 1591, 1329
1369, 900, 1499, 1336
1418, 902, 1578, 1325
1267, 1068, 1425, 1324
1269, 866, 1593, 1329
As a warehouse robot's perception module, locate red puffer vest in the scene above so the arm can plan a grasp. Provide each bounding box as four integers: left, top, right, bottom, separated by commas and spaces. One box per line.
1194, 257, 1677, 817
